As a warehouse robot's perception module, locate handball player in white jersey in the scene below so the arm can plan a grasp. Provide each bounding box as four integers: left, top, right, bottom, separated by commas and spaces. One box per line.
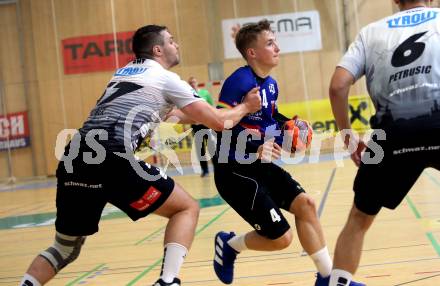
19, 25, 261, 286
329, 1, 440, 285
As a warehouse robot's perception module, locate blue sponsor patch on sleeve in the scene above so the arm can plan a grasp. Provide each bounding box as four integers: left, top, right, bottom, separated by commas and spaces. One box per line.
114, 67, 148, 76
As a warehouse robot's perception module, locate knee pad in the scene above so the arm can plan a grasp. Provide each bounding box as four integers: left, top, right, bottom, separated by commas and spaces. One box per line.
39, 232, 86, 273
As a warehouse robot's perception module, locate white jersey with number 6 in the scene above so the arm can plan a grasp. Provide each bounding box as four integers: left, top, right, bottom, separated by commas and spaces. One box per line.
338, 7, 440, 125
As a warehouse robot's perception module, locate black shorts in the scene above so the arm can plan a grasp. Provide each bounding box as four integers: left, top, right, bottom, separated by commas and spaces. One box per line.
354, 123, 440, 215
55, 142, 175, 236
214, 160, 305, 239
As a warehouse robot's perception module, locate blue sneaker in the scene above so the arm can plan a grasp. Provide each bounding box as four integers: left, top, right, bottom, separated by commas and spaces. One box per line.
314, 273, 366, 286
213, 231, 238, 284
315, 273, 329, 286
348, 279, 366, 286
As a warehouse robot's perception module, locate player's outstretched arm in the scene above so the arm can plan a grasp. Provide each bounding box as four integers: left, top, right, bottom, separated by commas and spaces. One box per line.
329, 67, 355, 143
180, 87, 261, 131
329, 67, 366, 166
165, 109, 197, 124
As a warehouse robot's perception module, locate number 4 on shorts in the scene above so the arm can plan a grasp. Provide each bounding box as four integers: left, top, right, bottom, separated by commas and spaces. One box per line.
270, 208, 281, 222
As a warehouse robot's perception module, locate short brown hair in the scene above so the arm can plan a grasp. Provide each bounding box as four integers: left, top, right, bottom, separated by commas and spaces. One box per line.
132, 25, 167, 59
235, 19, 273, 59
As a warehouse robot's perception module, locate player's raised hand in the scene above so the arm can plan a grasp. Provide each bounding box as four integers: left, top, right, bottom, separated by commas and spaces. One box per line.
243, 86, 261, 113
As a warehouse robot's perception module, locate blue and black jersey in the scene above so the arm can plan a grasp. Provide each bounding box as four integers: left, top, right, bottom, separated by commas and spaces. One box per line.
216, 66, 288, 162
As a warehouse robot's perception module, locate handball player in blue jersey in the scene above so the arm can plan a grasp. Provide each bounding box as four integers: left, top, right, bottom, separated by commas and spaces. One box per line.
211, 19, 363, 286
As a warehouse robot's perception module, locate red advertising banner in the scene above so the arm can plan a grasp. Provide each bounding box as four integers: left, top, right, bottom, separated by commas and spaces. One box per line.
62, 31, 135, 74
0, 111, 31, 151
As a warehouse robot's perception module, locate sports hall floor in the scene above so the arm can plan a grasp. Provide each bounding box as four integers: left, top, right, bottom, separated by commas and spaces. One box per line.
1, 158, 440, 286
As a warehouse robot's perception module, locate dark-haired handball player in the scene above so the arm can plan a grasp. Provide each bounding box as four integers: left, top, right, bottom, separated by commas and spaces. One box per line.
19, 25, 261, 286
328, 0, 440, 285
211, 20, 364, 286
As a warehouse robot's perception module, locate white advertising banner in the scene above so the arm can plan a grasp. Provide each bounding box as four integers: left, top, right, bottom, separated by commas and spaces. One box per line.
222, 11, 322, 59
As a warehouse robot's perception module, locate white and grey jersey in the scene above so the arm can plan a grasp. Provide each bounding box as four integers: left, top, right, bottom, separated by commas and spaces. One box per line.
339, 7, 440, 126
79, 59, 202, 151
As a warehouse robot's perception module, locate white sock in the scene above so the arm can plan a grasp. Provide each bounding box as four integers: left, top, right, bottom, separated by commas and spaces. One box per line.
20, 274, 42, 286
227, 234, 247, 252
160, 243, 188, 283
310, 246, 332, 277
329, 269, 352, 286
